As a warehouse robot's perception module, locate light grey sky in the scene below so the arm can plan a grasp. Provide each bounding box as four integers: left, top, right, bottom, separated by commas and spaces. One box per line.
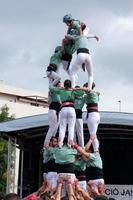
0, 0, 133, 112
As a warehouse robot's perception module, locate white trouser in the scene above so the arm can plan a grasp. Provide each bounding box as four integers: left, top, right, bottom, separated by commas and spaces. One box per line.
57, 61, 79, 83
46, 71, 61, 85
78, 180, 87, 190
44, 109, 59, 146
61, 60, 70, 72
59, 107, 76, 147
46, 172, 58, 190
87, 112, 100, 152
88, 179, 104, 190
57, 61, 70, 76
58, 173, 76, 183
75, 118, 84, 147
69, 52, 93, 88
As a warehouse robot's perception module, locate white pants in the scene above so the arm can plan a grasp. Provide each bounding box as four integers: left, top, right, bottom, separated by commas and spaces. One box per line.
87, 112, 100, 134
61, 60, 70, 72
57, 61, 70, 76
57, 61, 79, 83
46, 71, 61, 85
88, 179, 104, 190
87, 112, 100, 151
75, 118, 84, 147
44, 109, 59, 146
69, 52, 93, 88
78, 180, 87, 190
59, 107, 76, 147
46, 172, 58, 190
58, 173, 76, 183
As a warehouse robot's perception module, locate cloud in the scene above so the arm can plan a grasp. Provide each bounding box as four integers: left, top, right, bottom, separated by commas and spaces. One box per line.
0, 0, 133, 112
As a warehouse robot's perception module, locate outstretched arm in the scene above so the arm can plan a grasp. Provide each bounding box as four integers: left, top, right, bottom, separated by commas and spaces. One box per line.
67, 183, 77, 200
71, 143, 89, 158
86, 34, 99, 41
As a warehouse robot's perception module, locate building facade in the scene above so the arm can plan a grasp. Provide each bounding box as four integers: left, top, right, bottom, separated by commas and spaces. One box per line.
0, 80, 48, 118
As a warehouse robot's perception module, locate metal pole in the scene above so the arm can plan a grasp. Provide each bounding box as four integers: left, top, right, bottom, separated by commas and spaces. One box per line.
13, 137, 17, 192
20, 149, 24, 198
6, 137, 11, 194
118, 100, 121, 112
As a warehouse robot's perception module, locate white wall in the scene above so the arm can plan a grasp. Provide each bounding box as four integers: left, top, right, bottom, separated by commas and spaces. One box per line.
0, 99, 48, 118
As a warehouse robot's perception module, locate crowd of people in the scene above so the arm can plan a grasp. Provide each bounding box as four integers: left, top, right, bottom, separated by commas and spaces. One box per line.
1, 14, 117, 200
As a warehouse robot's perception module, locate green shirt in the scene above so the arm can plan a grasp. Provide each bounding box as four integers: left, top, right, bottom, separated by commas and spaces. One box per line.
85, 91, 99, 104
73, 157, 86, 171
73, 90, 85, 110
43, 147, 58, 164
50, 86, 75, 102
50, 51, 61, 68
55, 146, 77, 164
67, 35, 90, 51
67, 20, 81, 36
86, 152, 103, 169
48, 85, 61, 103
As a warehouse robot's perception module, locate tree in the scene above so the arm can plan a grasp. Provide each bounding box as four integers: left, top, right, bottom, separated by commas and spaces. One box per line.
0, 104, 15, 122
0, 104, 15, 192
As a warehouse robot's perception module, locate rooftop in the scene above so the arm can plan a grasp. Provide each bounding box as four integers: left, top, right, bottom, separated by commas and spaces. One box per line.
0, 111, 133, 135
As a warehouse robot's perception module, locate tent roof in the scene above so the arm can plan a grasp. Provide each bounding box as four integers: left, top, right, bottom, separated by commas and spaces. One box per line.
0, 111, 133, 134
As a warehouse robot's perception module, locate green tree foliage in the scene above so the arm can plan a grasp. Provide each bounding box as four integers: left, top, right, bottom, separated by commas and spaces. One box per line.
0, 104, 15, 122
0, 104, 15, 192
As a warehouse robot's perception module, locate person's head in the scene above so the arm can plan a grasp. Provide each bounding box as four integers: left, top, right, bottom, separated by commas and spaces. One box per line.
54, 46, 61, 53
83, 82, 96, 90
83, 82, 88, 87
50, 136, 58, 147
61, 197, 68, 200
40, 191, 51, 200
81, 22, 86, 31
64, 79, 72, 89
75, 85, 80, 88
94, 195, 108, 200
0, 193, 5, 200
55, 80, 61, 87
92, 82, 96, 90
63, 14, 73, 26
5, 193, 20, 200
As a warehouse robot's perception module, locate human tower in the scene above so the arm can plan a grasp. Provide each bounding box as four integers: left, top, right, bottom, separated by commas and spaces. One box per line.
24, 14, 107, 200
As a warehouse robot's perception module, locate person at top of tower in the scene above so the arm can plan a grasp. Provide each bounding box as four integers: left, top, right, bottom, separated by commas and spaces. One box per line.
63, 14, 82, 36
63, 14, 99, 40
65, 30, 98, 89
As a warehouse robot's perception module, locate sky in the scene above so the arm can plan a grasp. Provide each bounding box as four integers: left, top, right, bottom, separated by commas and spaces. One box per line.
0, 0, 133, 113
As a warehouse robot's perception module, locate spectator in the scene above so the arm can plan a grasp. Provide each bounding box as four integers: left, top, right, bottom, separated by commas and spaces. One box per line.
0, 193, 5, 200
5, 193, 20, 200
